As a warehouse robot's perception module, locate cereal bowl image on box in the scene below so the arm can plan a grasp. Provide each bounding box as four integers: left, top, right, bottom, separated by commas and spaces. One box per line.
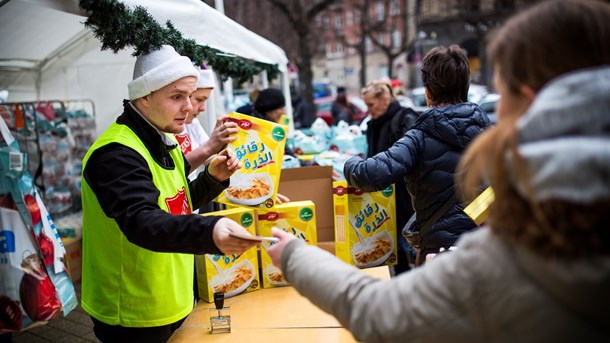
225, 172, 274, 206
350, 230, 395, 268
264, 264, 289, 287
211, 259, 256, 298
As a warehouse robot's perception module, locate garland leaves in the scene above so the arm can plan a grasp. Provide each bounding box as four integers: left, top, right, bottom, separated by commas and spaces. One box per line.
79, 0, 280, 83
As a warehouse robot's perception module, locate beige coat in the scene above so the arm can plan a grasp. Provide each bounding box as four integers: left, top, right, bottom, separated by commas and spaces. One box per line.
281, 228, 610, 342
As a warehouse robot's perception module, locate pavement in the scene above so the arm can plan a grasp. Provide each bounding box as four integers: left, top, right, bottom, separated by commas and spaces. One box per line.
10, 281, 101, 343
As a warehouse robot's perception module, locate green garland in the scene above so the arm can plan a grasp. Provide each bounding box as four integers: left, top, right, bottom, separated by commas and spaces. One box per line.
79, 0, 280, 83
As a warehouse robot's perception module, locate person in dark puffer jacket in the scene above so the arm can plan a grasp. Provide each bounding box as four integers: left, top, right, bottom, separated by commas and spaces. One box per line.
344, 45, 491, 265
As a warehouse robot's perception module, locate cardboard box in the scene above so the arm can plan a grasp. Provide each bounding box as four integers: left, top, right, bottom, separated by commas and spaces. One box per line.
257, 201, 317, 288
61, 237, 82, 282
277, 166, 335, 254
332, 182, 397, 268
216, 112, 288, 209
464, 187, 495, 225
196, 207, 260, 302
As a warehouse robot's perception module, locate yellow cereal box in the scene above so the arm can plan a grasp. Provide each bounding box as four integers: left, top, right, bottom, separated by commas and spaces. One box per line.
333, 181, 397, 268
195, 207, 260, 302
216, 112, 287, 209
463, 186, 495, 225
257, 201, 317, 288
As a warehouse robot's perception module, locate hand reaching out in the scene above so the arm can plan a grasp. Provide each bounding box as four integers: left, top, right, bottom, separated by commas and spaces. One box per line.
266, 227, 297, 269
212, 217, 258, 255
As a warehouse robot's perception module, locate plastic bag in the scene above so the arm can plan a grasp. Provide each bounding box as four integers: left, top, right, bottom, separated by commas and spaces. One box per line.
290, 130, 329, 155
0, 117, 77, 333
330, 121, 367, 156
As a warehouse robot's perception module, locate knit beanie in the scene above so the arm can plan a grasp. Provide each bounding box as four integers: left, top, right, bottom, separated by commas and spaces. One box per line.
128, 45, 199, 100
197, 69, 215, 89
254, 88, 285, 113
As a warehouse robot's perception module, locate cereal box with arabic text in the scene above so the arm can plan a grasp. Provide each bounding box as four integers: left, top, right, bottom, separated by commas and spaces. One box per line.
333, 181, 397, 268
195, 207, 260, 302
257, 201, 317, 288
216, 112, 287, 209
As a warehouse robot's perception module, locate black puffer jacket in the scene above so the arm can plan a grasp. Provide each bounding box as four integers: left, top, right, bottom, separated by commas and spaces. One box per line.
344, 102, 491, 249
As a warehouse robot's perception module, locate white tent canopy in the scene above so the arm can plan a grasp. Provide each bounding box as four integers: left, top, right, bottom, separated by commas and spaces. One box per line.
0, 0, 291, 135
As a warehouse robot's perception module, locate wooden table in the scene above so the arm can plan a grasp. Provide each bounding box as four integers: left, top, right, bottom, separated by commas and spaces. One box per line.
168, 266, 390, 342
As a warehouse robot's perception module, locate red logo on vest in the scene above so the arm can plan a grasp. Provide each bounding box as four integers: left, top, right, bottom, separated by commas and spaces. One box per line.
165, 186, 191, 215
175, 133, 192, 155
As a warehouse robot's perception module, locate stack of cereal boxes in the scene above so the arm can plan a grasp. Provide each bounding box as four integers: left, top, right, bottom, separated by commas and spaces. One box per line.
196, 112, 318, 302
332, 181, 397, 268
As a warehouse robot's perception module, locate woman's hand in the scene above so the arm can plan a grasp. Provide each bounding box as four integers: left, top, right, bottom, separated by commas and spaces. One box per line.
266, 227, 297, 269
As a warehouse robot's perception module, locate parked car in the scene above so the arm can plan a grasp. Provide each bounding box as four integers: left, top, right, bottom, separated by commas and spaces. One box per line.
314, 95, 367, 126
478, 93, 500, 124
407, 84, 490, 114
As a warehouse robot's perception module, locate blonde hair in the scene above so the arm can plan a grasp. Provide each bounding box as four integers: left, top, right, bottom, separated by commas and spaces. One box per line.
361, 80, 395, 100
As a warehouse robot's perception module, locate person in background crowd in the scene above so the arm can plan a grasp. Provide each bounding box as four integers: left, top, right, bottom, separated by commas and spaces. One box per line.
355, 79, 420, 274
332, 92, 357, 125
235, 88, 259, 115
81, 45, 257, 343
290, 86, 315, 129
267, 1, 610, 341
175, 69, 238, 182
348, 47, 490, 267
251, 88, 285, 123
330, 86, 347, 124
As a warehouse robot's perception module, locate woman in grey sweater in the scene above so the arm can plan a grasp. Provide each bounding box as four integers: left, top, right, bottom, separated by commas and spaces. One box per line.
267, 1, 610, 342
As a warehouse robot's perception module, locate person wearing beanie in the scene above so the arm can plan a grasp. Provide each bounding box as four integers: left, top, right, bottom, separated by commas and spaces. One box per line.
81, 45, 257, 342
252, 87, 286, 123
175, 68, 238, 182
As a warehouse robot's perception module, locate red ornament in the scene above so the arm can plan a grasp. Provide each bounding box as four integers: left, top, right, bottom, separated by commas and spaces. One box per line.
23, 194, 41, 226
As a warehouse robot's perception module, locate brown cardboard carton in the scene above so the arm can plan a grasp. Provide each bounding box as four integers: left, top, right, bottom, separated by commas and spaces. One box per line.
277, 166, 335, 254
61, 237, 82, 282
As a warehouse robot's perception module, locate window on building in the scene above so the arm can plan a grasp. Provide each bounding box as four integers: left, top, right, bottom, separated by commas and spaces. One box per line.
334, 14, 342, 29
325, 43, 332, 57
376, 1, 385, 21
315, 16, 322, 27
390, 0, 400, 16
323, 15, 329, 28
365, 37, 372, 52
337, 43, 344, 55
392, 30, 401, 48
346, 11, 353, 26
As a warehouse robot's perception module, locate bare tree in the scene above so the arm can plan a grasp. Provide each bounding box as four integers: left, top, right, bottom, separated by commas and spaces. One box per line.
330, 0, 374, 88
454, 0, 519, 85
266, 0, 335, 111
367, 0, 415, 79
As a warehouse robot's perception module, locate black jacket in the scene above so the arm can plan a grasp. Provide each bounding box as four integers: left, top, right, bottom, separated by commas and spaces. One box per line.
83, 100, 228, 255
365, 100, 419, 230
344, 102, 491, 249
